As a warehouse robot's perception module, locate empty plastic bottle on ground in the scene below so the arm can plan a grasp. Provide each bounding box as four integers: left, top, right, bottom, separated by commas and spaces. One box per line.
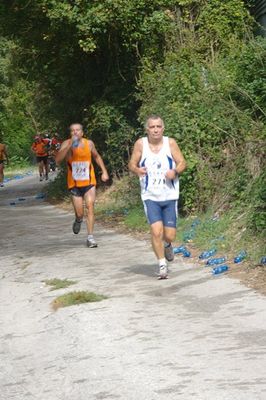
199, 248, 217, 260
173, 245, 187, 254
234, 250, 247, 263
212, 265, 229, 275
182, 249, 191, 258
206, 257, 226, 266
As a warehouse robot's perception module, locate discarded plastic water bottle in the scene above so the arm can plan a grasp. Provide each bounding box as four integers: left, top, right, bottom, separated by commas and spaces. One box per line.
35, 193, 45, 199
234, 250, 247, 264
206, 257, 226, 266
182, 249, 191, 258
199, 248, 217, 260
173, 245, 187, 254
72, 137, 79, 148
261, 257, 266, 265
212, 265, 229, 275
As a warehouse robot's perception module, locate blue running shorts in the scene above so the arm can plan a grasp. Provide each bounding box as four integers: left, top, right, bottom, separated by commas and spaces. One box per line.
143, 199, 178, 227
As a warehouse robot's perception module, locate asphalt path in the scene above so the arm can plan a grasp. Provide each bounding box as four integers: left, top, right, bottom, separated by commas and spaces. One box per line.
1, 173, 266, 400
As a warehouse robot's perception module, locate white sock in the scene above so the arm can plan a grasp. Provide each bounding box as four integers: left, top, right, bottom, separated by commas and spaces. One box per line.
164, 242, 171, 248
158, 258, 167, 267
87, 234, 94, 240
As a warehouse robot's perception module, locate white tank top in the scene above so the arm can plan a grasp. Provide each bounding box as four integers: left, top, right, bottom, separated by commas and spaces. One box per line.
139, 136, 179, 201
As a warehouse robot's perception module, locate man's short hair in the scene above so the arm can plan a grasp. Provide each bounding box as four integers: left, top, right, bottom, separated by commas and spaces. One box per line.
69, 123, 83, 131
145, 115, 164, 129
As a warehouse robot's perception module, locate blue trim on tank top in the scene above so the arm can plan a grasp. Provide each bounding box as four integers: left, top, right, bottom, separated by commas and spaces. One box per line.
140, 157, 148, 190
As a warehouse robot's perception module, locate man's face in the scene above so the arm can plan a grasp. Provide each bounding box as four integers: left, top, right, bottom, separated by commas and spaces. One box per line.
70, 124, 83, 139
146, 118, 164, 140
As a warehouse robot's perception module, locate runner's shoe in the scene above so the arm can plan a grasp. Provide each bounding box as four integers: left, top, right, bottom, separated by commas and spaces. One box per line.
72, 218, 82, 234
45, 174, 49, 180
164, 243, 174, 262
87, 237, 98, 248
39, 175, 43, 182
158, 264, 168, 280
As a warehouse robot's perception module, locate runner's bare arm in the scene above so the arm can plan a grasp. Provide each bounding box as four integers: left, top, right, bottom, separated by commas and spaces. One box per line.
55, 139, 72, 164
89, 140, 109, 182
128, 139, 147, 177
165, 138, 186, 180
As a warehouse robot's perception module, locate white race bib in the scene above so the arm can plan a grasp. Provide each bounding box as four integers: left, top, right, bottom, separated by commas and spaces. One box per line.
148, 169, 167, 189
146, 157, 167, 190
72, 161, 90, 181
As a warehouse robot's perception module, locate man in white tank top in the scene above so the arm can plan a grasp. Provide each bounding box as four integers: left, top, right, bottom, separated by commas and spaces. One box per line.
129, 115, 186, 279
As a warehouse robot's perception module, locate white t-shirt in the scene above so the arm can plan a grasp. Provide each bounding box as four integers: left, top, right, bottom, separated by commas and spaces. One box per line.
139, 136, 179, 201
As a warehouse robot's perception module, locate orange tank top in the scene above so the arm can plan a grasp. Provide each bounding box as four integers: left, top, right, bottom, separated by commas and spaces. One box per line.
31, 141, 48, 156
67, 138, 96, 188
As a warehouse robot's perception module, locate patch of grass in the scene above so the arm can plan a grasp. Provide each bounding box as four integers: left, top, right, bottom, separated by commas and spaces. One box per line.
124, 207, 147, 231
44, 278, 77, 291
52, 291, 107, 310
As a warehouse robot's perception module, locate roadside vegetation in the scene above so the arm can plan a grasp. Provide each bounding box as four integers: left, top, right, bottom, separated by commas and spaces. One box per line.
4, 166, 32, 180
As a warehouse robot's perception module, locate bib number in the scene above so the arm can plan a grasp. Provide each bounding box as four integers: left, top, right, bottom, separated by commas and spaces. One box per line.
72, 161, 90, 181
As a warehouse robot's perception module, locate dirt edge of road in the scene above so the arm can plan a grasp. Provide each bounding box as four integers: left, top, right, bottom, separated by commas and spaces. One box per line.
50, 197, 266, 296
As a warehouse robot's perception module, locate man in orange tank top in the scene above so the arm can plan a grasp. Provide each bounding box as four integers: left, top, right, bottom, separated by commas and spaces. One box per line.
56, 123, 109, 247
31, 135, 49, 181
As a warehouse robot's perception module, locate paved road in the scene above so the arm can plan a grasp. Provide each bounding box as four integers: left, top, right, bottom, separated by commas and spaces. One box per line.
1, 174, 266, 400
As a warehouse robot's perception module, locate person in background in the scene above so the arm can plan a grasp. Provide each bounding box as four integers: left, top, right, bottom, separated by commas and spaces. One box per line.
0, 142, 9, 187
51, 133, 62, 149
31, 135, 49, 181
128, 115, 186, 279
55, 123, 109, 248
48, 133, 62, 171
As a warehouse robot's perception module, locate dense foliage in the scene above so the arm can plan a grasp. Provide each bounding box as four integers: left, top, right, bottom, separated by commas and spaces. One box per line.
0, 0, 265, 233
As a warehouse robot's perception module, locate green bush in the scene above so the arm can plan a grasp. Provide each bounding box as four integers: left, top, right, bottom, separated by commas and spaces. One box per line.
247, 171, 266, 234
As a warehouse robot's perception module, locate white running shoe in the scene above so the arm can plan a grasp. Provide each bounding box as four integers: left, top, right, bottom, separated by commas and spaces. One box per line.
87, 237, 98, 248
158, 265, 168, 279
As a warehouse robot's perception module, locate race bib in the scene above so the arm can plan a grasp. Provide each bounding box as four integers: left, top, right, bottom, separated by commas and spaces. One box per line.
72, 161, 90, 181
147, 157, 167, 189
148, 170, 167, 189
